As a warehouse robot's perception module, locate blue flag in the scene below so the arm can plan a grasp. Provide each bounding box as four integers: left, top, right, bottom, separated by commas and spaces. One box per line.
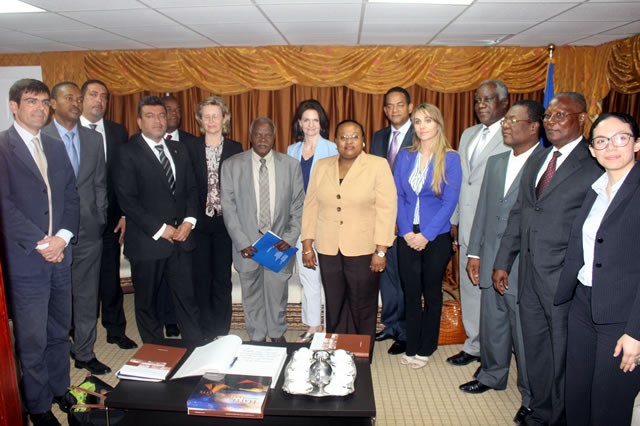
543, 62, 555, 108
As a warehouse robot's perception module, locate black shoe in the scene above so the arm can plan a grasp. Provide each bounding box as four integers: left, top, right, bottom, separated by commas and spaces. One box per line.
107, 335, 138, 349
165, 324, 180, 337
375, 330, 394, 342
513, 406, 533, 425
473, 365, 481, 378
53, 392, 75, 414
387, 340, 406, 355
30, 410, 60, 426
459, 380, 493, 394
74, 357, 111, 375
447, 350, 481, 366
270, 336, 287, 343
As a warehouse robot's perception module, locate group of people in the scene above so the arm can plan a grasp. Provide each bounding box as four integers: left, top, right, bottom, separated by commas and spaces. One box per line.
0, 76, 639, 426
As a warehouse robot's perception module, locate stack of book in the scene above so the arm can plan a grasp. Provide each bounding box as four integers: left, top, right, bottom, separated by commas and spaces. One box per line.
115, 344, 187, 382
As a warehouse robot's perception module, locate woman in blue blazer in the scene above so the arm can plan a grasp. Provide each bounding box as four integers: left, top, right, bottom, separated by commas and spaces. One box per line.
394, 103, 461, 368
555, 112, 640, 426
287, 99, 337, 342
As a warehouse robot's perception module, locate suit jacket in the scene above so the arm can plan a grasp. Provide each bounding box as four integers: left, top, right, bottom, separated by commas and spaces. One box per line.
370, 125, 414, 171
0, 126, 80, 274
221, 150, 304, 273
394, 149, 461, 242
453, 124, 510, 247
467, 146, 543, 292
494, 139, 603, 300
115, 134, 198, 260
556, 162, 640, 339
103, 119, 128, 232
287, 137, 338, 170
177, 129, 198, 145
302, 152, 397, 257
42, 122, 107, 242
185, 136, 243, 232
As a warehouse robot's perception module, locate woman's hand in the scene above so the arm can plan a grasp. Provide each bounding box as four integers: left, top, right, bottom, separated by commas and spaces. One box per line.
614, 333, 640, 372
301, 239, 317, 270
370, 253, 386, 273
413, 233, 428, 251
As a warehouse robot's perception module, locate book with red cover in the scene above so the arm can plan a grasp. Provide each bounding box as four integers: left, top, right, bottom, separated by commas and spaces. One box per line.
116, 344, 187, 382
187, 373, 271, 419
310, 333, 371, 358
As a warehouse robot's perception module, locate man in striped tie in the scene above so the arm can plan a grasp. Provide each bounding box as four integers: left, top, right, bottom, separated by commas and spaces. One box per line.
114, 96, 202, 343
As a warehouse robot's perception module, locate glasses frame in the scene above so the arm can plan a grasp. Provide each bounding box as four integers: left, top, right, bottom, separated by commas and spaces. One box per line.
589, 132, 634, 151
500, 117, 532, 127
542, 111, 583, 123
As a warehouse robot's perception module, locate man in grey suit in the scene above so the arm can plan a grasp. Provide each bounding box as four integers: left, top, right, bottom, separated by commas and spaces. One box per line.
493, 93, 603, 425
43, 82, 110, 375
369, 86, 414, 355
459, 100, 544, 426
448, 79, 510, 367
221, 117, 304, 342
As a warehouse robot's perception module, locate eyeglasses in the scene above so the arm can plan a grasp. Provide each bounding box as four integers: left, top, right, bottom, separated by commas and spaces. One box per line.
474, 96, 497, 105
542, 111, 583, 122
339, 134, 360, 142
590, 132, 634, 150
500, 117, 531, 127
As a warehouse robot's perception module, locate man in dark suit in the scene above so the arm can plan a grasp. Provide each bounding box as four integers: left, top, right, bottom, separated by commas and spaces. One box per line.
460, 100, 544, 425
115, 96, 202, 343
80, 79, 137, 350
493, 93, 603, 425
369, 86, 413, 355
42, 81, 110, 375
0, 79, 79, 426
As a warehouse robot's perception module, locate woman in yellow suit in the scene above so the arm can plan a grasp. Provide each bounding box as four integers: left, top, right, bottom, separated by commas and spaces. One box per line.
301, 119, 397, 342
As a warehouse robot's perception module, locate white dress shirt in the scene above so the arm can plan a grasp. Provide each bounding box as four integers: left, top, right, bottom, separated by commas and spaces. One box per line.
468, 120, 502, 163
504, 144, 538, 197
535, 137, 583, 185
388, 119, 412, 151
79, 115, 107, 158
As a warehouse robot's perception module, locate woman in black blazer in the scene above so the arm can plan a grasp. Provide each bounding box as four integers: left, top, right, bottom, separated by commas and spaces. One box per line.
556, 112, 640, 426
186, 96, 243, 339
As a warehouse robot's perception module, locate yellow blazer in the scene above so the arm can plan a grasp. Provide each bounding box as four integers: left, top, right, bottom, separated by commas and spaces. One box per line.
302, 152, 397, 256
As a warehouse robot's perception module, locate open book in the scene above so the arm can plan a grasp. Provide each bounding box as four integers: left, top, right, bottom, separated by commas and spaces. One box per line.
171, 335, 287, 389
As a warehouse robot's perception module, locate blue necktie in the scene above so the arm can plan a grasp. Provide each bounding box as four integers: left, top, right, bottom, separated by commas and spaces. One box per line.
64, 131, 79, 176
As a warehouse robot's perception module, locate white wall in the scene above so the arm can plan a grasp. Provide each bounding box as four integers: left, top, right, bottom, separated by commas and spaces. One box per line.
0, 66, 43, 130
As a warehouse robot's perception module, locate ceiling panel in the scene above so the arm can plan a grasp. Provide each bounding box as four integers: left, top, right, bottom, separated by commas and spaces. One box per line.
22, 0, 145, 12
364, 3, 465, 22
0, 12, 92, 30
261, 3, 362, 22
157, 6, 269, 25
59, 9, 176, 29
550, 2, 640, 21
456, 2, 577, 22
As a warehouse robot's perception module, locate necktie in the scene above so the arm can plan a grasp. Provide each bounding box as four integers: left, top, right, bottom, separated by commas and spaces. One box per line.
469, 127, 490, 171
33, 137, 53, 236
387, 131, 400, 167
89, 124, 97, 130
155, 145, 176, 195
535, 151, 562, 199
64, 131, 79, 176
165, 134, 172, 141
259, 158, 271, 233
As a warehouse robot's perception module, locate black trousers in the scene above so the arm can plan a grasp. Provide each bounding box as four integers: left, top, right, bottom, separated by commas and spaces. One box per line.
318, 252, 380, 342
98, 228, 126, 338
397, 232, 452, 357
192, 215, 233, 339
129, 248, 202, 343
566, 285, 640, 426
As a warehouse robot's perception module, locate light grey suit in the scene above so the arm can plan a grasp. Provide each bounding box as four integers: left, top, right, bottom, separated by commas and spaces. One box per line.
453, 123, 509, 356
467, 149, 540, 405
43, 122, 107, 361
221, 150, 304, 340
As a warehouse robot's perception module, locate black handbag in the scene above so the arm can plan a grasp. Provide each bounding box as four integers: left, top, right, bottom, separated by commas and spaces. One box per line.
66, 375, 125, 426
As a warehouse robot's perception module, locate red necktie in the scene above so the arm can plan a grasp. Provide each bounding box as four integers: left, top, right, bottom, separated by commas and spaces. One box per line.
535, 151, 562, 199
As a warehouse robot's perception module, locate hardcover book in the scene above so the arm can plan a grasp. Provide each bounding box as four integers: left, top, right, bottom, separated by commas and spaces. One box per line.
310, 333, 371, 358
187, 373, 271, 419
115, 344, 187, 382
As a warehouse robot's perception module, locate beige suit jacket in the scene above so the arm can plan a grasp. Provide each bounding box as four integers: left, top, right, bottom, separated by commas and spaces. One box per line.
302, 152, 397, 256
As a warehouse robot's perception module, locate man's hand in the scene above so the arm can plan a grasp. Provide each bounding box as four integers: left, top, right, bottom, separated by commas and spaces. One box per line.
161, 225, 177, 243
614, 333, 640, 373
240, 246, 257, 259
173, 222, 193, 242
114, 217, 126, 244
450, 225, 459, 253
274, 239, 291, 251
36, 236, 66, 263
466, 257, 480, 286
492, 269, 509, 295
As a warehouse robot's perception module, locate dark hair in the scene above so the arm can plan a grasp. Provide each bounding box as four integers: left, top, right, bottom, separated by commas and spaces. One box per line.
335, 119, 365, 141
137, 96, 166, 117
9, 78, 50, 104
80, 79, 108, 96
291, 99, 330, 142
163, 94, 178, 103
554, 92, 587, 112
590, 112, 639, 141
384, 87, 411, 105
249, 117, 276, 138
51, 81, 79, 99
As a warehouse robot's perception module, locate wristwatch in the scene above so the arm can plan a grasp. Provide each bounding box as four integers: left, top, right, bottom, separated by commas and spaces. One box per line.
375, 249, 386, 258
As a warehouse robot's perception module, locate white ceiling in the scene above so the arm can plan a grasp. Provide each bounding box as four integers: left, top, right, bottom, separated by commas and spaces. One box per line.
0, 0, 638, 53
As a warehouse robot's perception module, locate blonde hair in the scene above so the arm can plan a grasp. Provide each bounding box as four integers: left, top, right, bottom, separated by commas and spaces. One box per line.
409, 103, 453, 197
195, 95, 231, 134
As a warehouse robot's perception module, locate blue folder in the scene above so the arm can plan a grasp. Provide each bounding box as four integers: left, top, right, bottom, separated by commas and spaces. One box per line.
251, 231, 298, 273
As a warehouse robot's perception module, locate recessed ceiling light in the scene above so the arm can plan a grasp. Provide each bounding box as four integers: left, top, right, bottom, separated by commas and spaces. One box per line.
0, 0, 45, 14
368, 0, 473, 4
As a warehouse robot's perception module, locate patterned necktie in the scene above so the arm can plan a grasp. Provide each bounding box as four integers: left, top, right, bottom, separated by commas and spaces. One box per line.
387, 131, 400, 167
469, 127, 490, 171
89, 124, 97, 130
535, 151, 562, 199
155, 144, 176, 195
33, 137, 53, 236
259, 158, 271, 233
64, 131, 79, 176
